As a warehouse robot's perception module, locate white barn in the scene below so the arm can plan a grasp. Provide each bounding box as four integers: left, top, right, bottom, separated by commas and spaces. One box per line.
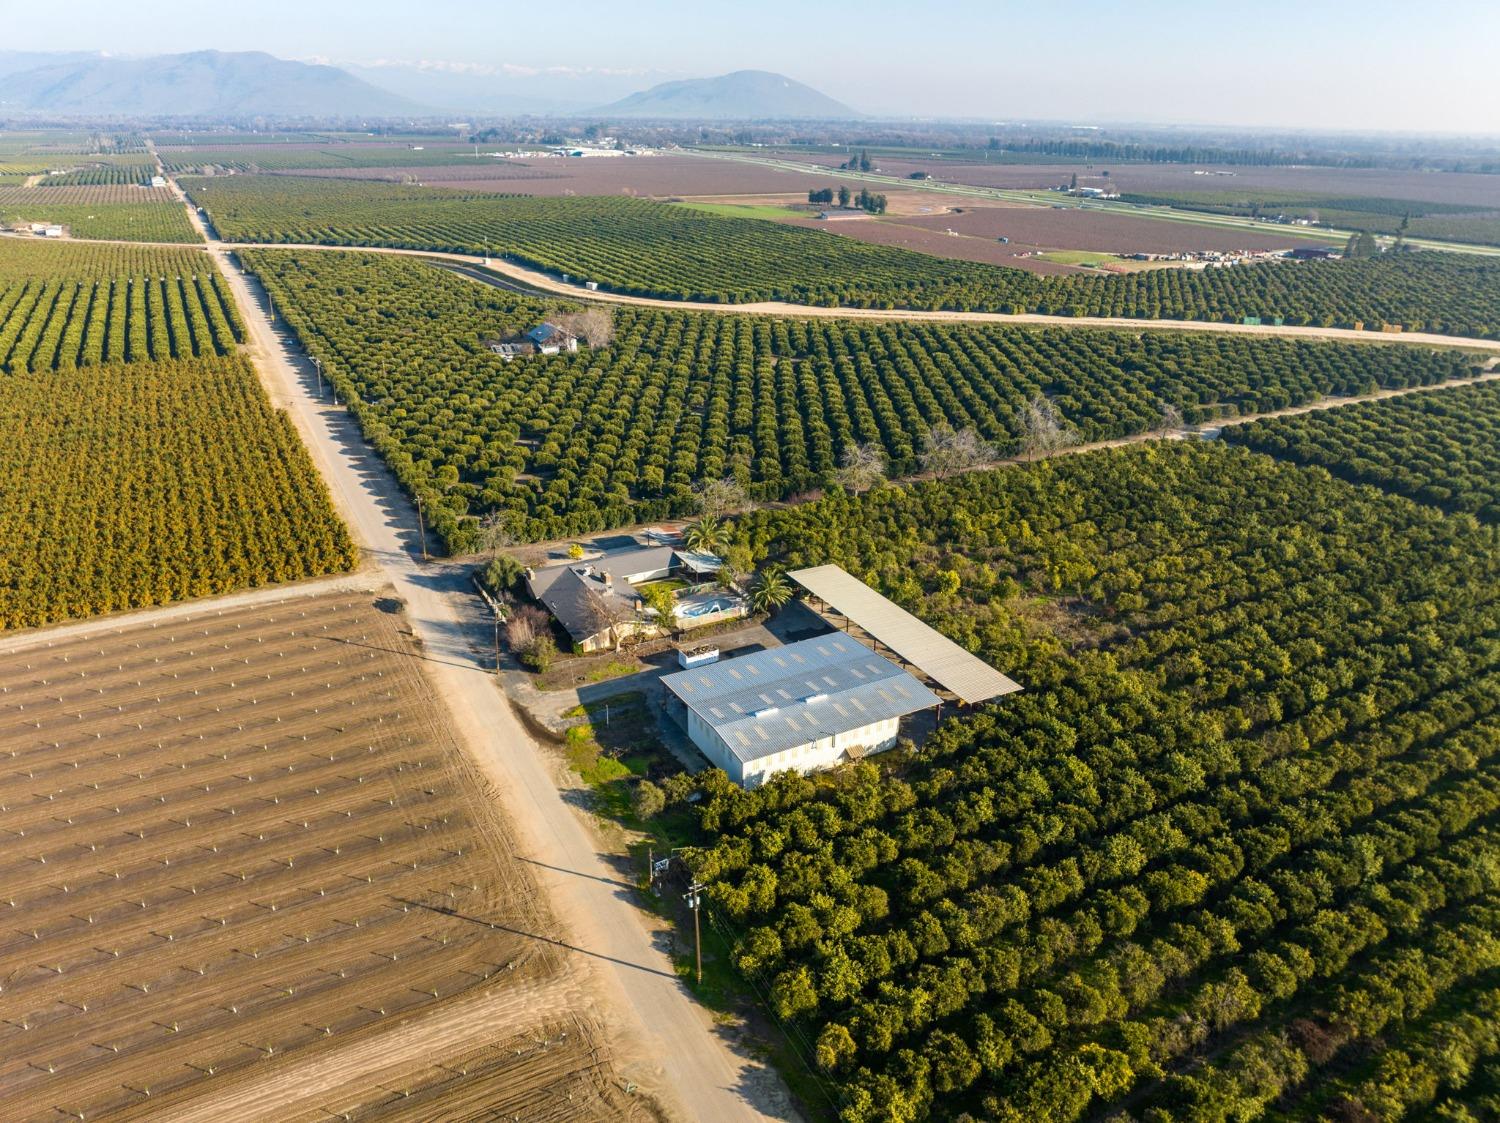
661, 633, 939, 788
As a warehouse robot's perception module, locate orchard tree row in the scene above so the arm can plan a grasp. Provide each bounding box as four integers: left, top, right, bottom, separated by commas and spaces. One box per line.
1226, 378, 1500, 522
242, 248, 1477, 551
0, 354, 355, 630
672, 442, 1500, 1122
188, 176, 1500, 336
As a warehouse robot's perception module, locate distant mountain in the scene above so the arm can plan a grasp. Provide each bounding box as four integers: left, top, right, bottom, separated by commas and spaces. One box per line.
595, 70, 858, 120
0, 50, 427, 118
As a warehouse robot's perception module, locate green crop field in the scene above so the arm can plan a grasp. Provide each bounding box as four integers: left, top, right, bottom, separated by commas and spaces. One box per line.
0, 240, 242, 371
242, 248, 1479, 550
0, 232, 350, 629
677, 440, 1500, 1123
0, 353, 355, 629
0, 183, 199, 242
1226, 378, 1500, 521
189, 176, 1500, 337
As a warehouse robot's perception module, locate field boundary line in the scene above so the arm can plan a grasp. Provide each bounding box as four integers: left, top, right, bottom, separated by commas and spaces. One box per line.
0, 571, 382, 654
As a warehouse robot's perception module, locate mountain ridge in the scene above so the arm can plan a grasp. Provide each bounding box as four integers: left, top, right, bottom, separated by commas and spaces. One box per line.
0, 50, 427, 117
595, 69, 858, 120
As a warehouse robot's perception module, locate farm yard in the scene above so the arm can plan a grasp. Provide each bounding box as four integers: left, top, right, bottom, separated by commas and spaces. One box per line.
0, 589, 642, 1123
243, 247, 1480, 550
188, 176, 1500, 335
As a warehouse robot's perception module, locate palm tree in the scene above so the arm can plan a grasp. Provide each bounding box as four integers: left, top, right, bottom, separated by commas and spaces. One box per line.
749, 567, 794, 615
683, 515, 724, 555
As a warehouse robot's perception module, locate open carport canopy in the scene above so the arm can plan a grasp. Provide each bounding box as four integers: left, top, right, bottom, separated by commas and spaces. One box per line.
788, 564, 1023, 706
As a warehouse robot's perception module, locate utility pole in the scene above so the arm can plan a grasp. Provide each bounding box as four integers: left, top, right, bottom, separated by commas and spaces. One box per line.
493, 610, 501, 673
415, 495, 429, 561
684, 881, 705, 986
311, 355, 323, 400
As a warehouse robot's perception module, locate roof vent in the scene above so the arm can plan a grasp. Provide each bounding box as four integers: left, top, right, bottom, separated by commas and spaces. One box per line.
803, 693, 828, 706
754, 706, 779, 719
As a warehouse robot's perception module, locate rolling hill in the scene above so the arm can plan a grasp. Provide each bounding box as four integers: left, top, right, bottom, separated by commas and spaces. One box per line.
0, 50, 426, 118
595, 69, 858, 119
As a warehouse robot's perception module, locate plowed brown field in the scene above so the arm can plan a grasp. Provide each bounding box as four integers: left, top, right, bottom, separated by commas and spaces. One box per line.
0, 589, 645, 1123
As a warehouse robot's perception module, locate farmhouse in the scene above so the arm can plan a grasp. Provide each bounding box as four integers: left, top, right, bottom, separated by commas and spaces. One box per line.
525, 543, 734, 651
526, 322, 579, 355
661, 633, 940, 788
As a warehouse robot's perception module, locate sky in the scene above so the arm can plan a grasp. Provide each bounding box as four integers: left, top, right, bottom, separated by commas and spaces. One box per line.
7, 0, 1499, 133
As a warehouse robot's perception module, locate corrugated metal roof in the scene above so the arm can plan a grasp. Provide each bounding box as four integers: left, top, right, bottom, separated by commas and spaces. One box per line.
788, 565, 1022, 705
661, 633, 939, 764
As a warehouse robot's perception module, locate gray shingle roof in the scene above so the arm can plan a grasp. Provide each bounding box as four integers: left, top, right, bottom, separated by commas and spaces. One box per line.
661, 633, 939, 764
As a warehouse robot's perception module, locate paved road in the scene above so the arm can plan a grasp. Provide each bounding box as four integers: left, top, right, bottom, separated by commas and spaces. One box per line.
173, 176, 802, 1123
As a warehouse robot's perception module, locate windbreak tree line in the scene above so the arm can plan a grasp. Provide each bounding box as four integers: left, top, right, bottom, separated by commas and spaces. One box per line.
1225, 378, 1500, 522
0, 353, 355, 630
242, 248, 1478, 553
187, 177, 1500, 337
678, 442, 1500, 1123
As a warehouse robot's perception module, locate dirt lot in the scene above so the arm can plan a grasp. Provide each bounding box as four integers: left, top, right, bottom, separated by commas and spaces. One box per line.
0, 589, 646, 1123
891, 204, 1311, 254
786, 211, 1086, 272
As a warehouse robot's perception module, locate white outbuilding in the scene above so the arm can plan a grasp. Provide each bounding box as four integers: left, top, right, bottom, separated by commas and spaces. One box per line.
661, 633, 939, 788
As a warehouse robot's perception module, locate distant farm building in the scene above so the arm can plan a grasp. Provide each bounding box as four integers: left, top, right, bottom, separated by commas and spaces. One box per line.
1287, 246, 1336, 260
661, 633, 940, 788
526, 322, 579, 355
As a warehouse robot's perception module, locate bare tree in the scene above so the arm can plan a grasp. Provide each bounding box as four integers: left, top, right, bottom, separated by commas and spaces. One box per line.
504, 605, 549, 652
586, 590, 637, 651
920, 424, 998, 479
1157, 400, 1186, 437
693, 476, 750, 519
1018, 395, 1080, 462
477, 510, 524, 557
834, 442, 888, 494
551, 306, 615, 348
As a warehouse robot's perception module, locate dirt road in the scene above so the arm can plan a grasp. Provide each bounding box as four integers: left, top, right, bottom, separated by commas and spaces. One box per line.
177, 182, 802, 1122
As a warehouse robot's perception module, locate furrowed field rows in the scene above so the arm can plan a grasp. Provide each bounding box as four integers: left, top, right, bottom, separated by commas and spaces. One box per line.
1226, 378, 1500, 521
0, 184, 199, 241
0, 591, 639, 1123
189, 176, 1500, 336
676, 442, 1500, 1122
242, 248, 1480, 549
0, 354, 354, 629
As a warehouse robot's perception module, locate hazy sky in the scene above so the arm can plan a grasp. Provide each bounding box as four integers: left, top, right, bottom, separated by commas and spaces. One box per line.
10, 0, 1499, 133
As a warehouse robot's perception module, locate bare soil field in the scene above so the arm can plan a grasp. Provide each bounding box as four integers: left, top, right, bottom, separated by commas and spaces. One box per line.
755, 151, 1500, 209
0, 589, 645, 1123
891, 204, 1312, 254
784, 212, 1087, 274
275, 155, 900, 199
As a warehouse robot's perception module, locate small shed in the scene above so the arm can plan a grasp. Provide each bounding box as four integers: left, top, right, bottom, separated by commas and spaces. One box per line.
484, 339, 534, 362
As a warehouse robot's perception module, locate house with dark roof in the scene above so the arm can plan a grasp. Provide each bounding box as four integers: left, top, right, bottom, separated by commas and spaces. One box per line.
525, 544, 730, 652
525, 322, 579, 355
661, 633, 940, 787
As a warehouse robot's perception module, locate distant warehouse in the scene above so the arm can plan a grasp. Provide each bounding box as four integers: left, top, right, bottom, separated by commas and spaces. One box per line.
661, 634, 939, 788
